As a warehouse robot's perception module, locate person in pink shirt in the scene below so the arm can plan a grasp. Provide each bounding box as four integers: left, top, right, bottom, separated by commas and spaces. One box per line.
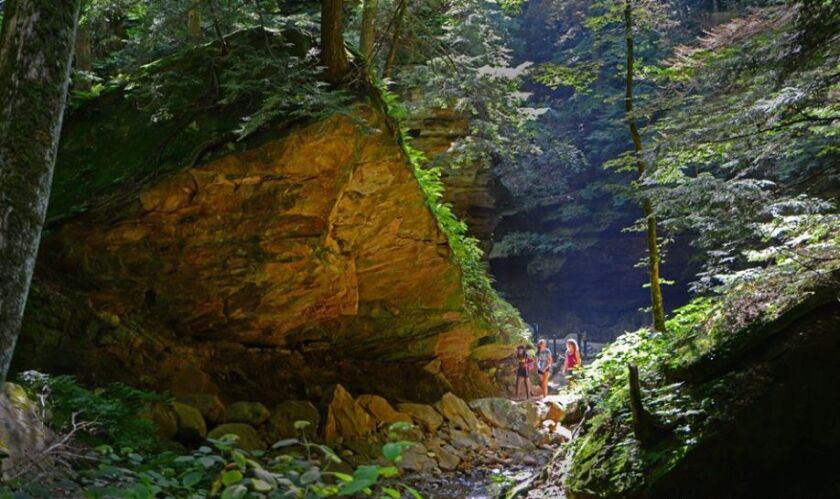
563, 339, 583, 380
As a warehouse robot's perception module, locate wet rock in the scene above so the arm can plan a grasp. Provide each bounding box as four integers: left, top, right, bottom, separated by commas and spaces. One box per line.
138, 402, 178, 440
398, 403, 443, 433
357, 394, 411, 425
437, 392, 480, 432
323, 385, 375, 442
176, 394, 226, 424
224, 401, 270, 426
173, 401, 207, 443
208, 423, 265, 451
492, 427, 536, 450
265, 400, 320, 441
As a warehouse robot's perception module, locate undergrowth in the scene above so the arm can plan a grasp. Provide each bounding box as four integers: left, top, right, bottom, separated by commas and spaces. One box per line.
2, 373, 419, 499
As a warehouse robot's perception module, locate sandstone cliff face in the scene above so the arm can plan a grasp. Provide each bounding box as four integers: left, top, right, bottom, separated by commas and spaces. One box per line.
15, 103, 506, 404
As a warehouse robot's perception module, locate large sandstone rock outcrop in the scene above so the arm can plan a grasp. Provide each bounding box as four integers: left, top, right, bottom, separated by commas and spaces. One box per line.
13, 40, 509, 402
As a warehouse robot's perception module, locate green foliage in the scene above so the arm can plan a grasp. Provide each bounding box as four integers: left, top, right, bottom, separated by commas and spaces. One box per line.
76, 427, 413, 499
16, 371, 163, 453
378, 83, 528, 341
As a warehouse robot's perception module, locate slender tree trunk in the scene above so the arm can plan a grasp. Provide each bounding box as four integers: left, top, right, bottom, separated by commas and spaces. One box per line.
381, 0, 406, 79
74, 22, 92, 91
187, 3, 202, 43
623, 0, 665, 332
321, 0, 350, 80
0, 0, 81, 384
359, 0, 378, 62
628, 364, 670, 446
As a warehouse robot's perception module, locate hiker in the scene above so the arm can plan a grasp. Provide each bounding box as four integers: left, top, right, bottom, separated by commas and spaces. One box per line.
513, 344, 532, 400
535, 339, 553, 398
563, 339, 583, 381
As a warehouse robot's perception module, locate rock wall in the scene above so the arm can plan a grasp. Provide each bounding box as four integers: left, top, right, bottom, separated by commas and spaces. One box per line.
14, 102, 510, 404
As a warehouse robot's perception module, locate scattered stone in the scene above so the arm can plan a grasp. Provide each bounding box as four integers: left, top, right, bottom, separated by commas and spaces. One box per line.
207, 423, 265, 451
357, 394, 412, 425
492, 427, 536, 451
224, 401, 270, 426
469, 397, 539, 438
265, 400, 320, 441
437, 392, 480, 432
322, 385, 375, 442
176, 394, 226, 424
544, 402, 565, 423
399, 443, 438, 472
397, 403, 443, 433
561, 400, 584, 426
138, 402, 178, 440
173, 401, 207, 443
425, 438, 461, 471
448, 429, 482, 450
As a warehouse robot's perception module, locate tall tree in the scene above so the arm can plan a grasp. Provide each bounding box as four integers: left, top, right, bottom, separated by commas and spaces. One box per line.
623, 0, 665, 331
187, 2, 202, 42
359, 0, 378, 62
0, 0, 81, 383
321, 0, 349, 80
381, 0, 406, 79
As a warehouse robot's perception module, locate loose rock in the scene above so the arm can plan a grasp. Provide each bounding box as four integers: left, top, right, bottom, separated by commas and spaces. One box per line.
322, 385, 375, 442
224, 401, 270, 426
397, 403, 443, 433
357, 394, 412, 425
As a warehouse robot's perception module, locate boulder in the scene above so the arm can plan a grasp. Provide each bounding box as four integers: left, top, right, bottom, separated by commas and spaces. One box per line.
0, 383, 54, 478
176, 394, 226, 424
426, 437, 461, 471
398, 443, 438, 472
436, 392, 480, 432
138, 402, 178, 440
492, 427, 536, 450
265, 400, 320, 441
322, 385, 375, 442
544, 401, 565, 423
561, 400, 584, 426
356, 394, 411, 425
224, 401, 270, 426
208, 423, 266, 451
173, 401, 207, 443
397, 403, 444, 433
469, 397, 539, 438
447, 429, 483, 450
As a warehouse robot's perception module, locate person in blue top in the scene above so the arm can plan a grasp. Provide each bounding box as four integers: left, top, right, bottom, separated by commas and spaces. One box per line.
535, 339, 553, 398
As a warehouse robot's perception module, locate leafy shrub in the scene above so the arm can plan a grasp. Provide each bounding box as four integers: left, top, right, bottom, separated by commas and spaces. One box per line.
79, 423, 419, 499
16, 371, 164, 453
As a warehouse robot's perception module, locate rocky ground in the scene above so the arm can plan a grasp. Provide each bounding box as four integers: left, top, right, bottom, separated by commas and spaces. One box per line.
136, 384, 582, 497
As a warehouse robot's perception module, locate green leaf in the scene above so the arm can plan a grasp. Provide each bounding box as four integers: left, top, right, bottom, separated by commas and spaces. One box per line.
382, 487, 401, 498
378, 466, 399, 478
271, 438, 299, 449
220, 484, 247, 499
401, 484, 422, 499
293, 420, 311, 430
181, 470, 204, 488
251, 478, 273, 492
222, 470, 244, 486
382, 442, 412, 462
339, 465, 380, 496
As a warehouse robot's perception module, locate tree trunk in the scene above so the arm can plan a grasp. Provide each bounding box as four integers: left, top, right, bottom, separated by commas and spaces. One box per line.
381, 0, 406, 79
359, 0, 378, 62
74, 22, 92, 91
623, 0, 665, 332
321, 0, 350, 81
0, 0, 81, 384
628, 364, 671, 446
187, 3, 202, 43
